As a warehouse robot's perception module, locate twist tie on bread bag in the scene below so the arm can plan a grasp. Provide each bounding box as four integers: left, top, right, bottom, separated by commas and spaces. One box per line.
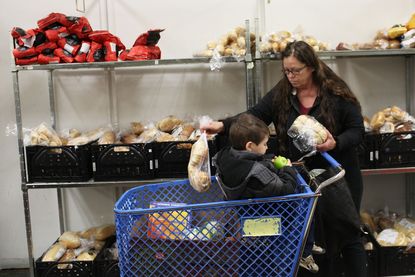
288, 115, 328, 153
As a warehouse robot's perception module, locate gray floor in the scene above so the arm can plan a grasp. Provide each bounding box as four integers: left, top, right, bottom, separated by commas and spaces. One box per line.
0, 269, 29, 277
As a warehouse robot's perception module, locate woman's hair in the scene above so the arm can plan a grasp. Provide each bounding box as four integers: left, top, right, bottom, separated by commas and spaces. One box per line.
229, 113, 270, 150
273, 41, 361, 153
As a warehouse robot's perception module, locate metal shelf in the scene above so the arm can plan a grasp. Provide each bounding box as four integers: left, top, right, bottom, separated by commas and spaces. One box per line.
25, 178, 180, 189
11, 56, 241, 71
361, 167, 415, 176
11, 49, 415, 72
259, 48, 415, 61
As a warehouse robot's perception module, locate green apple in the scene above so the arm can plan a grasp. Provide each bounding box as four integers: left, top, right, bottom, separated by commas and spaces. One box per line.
273, 155, 288, 169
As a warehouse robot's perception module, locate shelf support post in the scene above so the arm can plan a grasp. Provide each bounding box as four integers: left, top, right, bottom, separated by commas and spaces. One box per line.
405, 55, 415, 217
244, 19, 255, 109
13, 70, 35, 277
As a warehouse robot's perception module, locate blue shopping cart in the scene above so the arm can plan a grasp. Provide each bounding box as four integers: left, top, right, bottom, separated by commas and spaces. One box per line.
114, 152, 344, 277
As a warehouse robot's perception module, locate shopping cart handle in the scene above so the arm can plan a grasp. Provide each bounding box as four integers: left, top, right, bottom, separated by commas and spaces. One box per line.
320, 151, 341, 168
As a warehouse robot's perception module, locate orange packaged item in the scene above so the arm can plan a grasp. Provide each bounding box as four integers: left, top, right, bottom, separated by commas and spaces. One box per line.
147, 202, 190, 240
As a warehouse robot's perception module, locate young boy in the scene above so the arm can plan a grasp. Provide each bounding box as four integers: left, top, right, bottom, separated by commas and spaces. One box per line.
213, 113, 319, 273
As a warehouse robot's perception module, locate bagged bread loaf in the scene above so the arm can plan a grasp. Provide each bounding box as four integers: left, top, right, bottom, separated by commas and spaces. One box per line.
394, 217, 415, 242
59, 231, 81, 249
377, 228, 408, 246
57, 249, 76, 269
94, 224, 116, 241
76, 250, 98, 261
156, 116, 182, 132
188, 132, 211, 192
287, 115, 328, 152
42, 243, 66, 262
98, 131, 116, 145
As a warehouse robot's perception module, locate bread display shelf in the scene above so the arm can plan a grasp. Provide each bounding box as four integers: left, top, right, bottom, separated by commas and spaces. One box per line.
361, 167, 415, 176
260, 48, 415, 60
11, 49, 415, 72
25, 178, 179, 189
12, 56, 241, 71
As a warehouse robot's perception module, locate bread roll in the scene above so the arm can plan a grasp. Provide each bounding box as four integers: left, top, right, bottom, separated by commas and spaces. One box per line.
131, 122, 144, 135
42, 243, 66, 262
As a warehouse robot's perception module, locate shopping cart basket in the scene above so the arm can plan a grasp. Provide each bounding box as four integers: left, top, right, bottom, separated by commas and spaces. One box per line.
114, 152, 344, 277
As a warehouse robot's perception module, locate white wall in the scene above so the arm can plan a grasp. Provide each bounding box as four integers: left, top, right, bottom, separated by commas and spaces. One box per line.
0, 0, 414, 269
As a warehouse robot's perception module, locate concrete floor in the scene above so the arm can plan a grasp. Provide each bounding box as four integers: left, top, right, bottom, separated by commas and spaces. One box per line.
0, 269, 29, 277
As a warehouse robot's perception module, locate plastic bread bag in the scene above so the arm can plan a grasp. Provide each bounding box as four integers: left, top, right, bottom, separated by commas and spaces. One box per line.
287, 115, 328, 152
29, 122, 62, 146
188, 116, 213, 192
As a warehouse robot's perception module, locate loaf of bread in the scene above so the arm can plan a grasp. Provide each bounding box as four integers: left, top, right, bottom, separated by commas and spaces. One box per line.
94, 224, 116, 241
57, 249, 76, 269
377, 228, 408, 246
121, 133, 138, 144
98, 131, 116, 145
156, 132, 175, 142
59, 231, 81, 249
188, 167, 211, 193
370, 111, 386, 130
42, 243, 66, 262
288, 115, 328, 147
76, 250, 97, 261
188, 138, 208, 167
156, 116, 182, 132
78, 227, 98, 240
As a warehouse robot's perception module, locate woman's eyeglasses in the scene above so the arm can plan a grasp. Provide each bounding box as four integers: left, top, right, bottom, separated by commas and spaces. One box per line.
282, 65, 307, 76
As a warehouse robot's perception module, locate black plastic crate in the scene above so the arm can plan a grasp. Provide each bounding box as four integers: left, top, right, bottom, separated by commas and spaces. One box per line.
378, 245, 415, 276
376, 131, 415, 168
95, 236, 119, 277
154, 139, 218, 178
26, 144, 92, 183
358, 133, 376, 169
35, 241, 99, 277
91, 143, 154, 181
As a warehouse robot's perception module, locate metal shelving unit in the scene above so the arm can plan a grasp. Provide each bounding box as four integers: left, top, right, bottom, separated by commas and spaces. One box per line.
12, 55, 254, 277
11, 47, 415, 276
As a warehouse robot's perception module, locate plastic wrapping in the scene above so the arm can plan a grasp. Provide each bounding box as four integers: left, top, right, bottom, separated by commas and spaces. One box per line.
209, 48, 224, 71
287, 115, 328, 152
188, 132, 211, 192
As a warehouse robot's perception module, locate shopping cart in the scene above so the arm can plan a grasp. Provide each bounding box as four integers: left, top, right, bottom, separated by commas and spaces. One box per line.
114, 152, 344, 277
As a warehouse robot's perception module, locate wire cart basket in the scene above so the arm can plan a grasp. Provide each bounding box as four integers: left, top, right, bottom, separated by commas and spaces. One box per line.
114, 152, 344, 277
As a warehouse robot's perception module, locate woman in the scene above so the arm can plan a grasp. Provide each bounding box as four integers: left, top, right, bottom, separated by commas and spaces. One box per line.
203, 41, 366, 276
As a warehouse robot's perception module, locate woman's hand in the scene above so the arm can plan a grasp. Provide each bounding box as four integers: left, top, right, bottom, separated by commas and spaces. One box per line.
316, 131, 337, 152
200, 121, 224, 135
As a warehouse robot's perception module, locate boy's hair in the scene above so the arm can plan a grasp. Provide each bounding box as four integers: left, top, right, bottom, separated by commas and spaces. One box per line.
229, 113, 270, 150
